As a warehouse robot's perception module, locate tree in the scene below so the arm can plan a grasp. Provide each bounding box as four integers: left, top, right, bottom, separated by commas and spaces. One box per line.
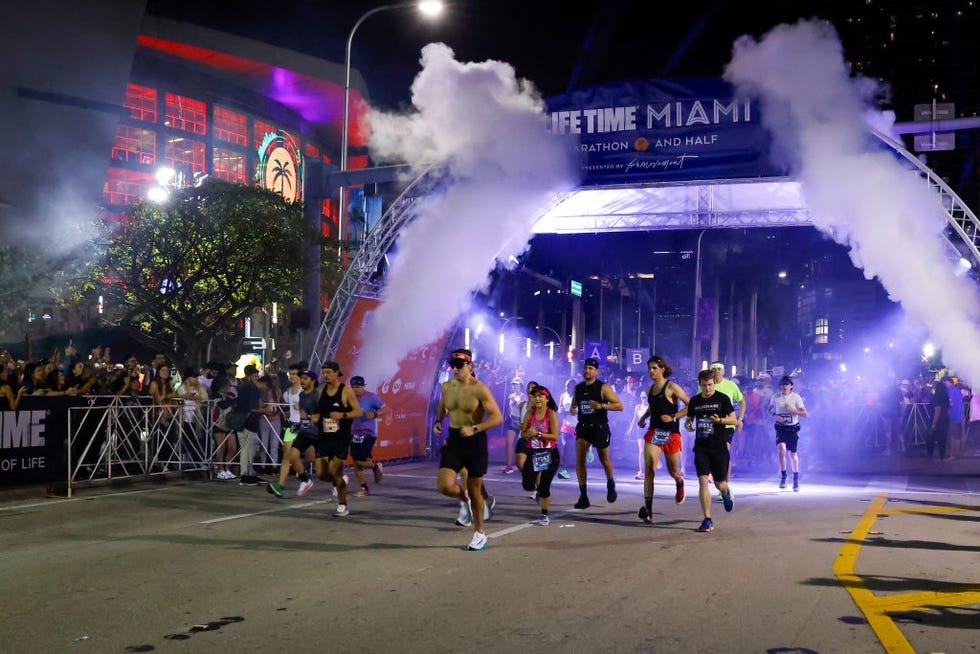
66, 181, 314, 365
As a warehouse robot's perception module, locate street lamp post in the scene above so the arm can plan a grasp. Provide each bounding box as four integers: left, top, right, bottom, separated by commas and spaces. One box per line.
338, 1, 444, 257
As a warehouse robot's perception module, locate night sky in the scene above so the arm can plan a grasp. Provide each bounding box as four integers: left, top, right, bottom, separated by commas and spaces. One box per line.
146, 0, 820, 109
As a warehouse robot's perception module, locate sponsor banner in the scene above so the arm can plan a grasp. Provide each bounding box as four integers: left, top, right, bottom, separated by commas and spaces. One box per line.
0, 396, 71, 486
335, 298, 447, 460
625, 348, 650, 373
546, 78, 783, 186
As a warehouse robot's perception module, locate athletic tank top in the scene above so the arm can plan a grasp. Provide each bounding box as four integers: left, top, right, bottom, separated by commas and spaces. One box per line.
575, 380, 608, 431
526, 408, 556, 449
647, 382, 679, 433
318, 383, 352, 439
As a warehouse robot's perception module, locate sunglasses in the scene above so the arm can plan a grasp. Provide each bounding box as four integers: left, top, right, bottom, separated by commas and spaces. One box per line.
449, 358, 471, 369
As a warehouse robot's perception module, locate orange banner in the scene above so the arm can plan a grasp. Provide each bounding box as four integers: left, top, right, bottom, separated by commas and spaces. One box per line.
334, 298, 447, 461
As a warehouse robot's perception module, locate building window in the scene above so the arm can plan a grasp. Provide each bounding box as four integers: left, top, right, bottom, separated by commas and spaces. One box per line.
164, 93, 207, 134
815, 317, 829, 345
111, 125, 156, 164
163, 137, 206, 175
214, 106, 248, 146
213, 147, 247, 184
253, 119, 278, 150
124, 84, 157, 122
103, 167, 153, 206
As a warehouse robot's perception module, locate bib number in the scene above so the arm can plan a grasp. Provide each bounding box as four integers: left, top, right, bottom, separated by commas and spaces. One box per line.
695, 417, 714, 438
532, 450, 552, 472
351, 433, 366, 444
322, 418, 339, 433
651, 428, 671, 445
579, 401, 595, 415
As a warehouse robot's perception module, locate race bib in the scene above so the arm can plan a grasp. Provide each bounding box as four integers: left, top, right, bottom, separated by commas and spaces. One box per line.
579, 401, 595, 415
695, 417, 714, 438
778, 413, 794, 423
651, 428, 671, 445
351, 433, 366, 444
322, 418, 339, 433
532, 450, 552, 472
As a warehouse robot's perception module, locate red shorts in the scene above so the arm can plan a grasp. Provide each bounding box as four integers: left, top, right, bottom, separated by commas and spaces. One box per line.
643, 429, 682, 455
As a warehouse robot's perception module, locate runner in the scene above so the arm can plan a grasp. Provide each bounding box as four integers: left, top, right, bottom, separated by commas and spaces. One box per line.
433, 349, 503, 551
267, 369, 319, 497
316, 361, 362, 517
502, 377, 524, 474
348, 375, 388, 496
635, 355, 690, 524
520, 386, 561, 525
684, 369, 736, 533
570, 358, 622, 510
769, 375, 808, 491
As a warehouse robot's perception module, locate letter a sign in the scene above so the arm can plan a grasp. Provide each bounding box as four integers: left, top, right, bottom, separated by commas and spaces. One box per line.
583, 340, 608, 364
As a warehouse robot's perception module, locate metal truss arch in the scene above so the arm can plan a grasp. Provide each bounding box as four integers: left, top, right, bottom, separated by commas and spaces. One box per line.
310, 132, 980, 363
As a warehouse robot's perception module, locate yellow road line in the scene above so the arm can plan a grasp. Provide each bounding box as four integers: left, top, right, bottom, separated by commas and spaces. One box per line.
834, 492, 980, 654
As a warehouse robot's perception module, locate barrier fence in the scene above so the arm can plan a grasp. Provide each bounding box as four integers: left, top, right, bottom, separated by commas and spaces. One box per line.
0, 398, 958, 495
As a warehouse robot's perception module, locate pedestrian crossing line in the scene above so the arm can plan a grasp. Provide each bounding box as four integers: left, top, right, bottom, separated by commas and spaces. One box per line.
833, 492, 980, 654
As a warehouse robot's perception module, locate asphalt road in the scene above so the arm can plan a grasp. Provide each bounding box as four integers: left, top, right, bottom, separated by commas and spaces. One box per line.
1, 464, 978, 654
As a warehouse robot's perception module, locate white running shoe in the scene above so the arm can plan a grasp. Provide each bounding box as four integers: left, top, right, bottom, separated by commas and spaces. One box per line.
467, 531, 488, 551
334, 504, 350, 517
455, 500, 472, 527
296, 478, 314, 497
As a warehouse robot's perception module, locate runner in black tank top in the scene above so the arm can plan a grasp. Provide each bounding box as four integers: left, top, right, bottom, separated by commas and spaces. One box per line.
317, 361, 363, 517
636, 355, 691, 523
570, 358, 623, 510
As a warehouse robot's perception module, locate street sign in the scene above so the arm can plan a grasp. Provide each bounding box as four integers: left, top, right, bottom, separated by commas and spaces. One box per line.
241, 336, 266, 353
570, 279, 582, 297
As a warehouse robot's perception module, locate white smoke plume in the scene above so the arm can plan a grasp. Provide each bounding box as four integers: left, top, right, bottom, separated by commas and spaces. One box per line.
354, 43, 578, 386
724, 19, 980, 383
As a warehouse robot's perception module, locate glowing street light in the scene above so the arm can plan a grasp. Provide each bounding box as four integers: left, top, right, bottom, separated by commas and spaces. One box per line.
338, 1, 445, 254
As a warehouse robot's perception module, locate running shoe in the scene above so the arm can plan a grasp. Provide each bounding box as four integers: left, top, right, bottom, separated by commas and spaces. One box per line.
557, 469, 570, 480
502, 465, 515, 475
674, 481, 685, 504
467, 531, 488, 551
487, 495, 496, 511
296, 478, 315, 497
483, 500, 493, 521
573, 495, 590, 510
334, 504, 350, 517
722, 491, 734, 513
634, 471, 644, 480
356, 486, 370, 497
535, 514, 550, 526
779, 475, 787, 489
793, 479, 800, 492
455, 500, 473, 527
606, 479, 618, 503
266, 482, 283, 498
586, 449, 595, 464
638, 506, 653, 524
697, 518, 714, 532
373, 461, 383, 484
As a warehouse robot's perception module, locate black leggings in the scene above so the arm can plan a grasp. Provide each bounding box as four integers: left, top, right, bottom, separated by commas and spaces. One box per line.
521, 448, 560, 498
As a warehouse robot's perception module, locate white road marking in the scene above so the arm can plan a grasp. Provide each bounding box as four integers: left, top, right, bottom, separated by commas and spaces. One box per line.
198, 500, 328, 524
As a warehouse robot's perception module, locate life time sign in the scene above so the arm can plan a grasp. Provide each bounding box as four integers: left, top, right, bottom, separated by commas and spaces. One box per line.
570, 280, 582, 297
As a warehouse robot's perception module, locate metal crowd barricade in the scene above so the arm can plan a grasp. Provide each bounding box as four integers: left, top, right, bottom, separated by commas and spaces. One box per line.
66, 397, 291, 497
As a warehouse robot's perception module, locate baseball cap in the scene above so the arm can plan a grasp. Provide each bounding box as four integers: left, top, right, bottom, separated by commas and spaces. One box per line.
299, 370, 317, 382
710, 362, 725, 370
350, 375, 365, 386
584, 357, 599, 369
511, 377, 523, 385
321, 361, 341, 374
